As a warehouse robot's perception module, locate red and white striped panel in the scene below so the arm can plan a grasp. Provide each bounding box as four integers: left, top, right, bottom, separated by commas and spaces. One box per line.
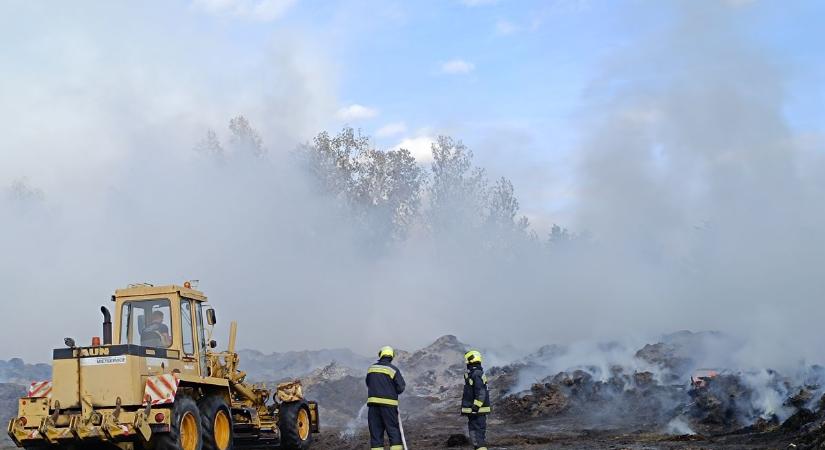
144, 374, 180, 406
27, 381, 52, 398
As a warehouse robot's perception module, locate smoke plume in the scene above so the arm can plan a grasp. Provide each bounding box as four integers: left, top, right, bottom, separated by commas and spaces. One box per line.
1, 0, 823, 376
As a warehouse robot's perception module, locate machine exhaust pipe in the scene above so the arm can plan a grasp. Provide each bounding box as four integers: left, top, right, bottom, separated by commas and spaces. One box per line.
101, 306, 112, 345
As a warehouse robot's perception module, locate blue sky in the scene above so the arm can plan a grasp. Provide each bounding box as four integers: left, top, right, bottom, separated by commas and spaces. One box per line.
202, 0, 824, 214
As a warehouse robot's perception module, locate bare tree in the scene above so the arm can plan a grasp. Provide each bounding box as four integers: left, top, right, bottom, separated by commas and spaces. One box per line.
194, 129, 224, 159
229, 116, 265, 157
7, 178, 44, 203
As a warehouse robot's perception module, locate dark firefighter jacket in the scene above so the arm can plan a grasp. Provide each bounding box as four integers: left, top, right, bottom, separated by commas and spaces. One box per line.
366, 357, 406, 407
461, 364, 491, 414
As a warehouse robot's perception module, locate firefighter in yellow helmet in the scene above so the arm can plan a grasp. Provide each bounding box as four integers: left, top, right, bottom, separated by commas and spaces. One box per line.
366, 346, 406, 450
461, 350, 490, 450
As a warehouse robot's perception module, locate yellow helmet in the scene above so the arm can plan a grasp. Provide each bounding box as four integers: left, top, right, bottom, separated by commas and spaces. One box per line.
464, 350, 483, 364
378, 346, 395, 359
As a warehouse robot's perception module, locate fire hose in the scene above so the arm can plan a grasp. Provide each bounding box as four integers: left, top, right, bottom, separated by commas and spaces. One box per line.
398, 407, 408, 450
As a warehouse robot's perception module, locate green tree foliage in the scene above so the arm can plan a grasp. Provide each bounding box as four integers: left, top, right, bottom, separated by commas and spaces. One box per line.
197, 121, 570, 253
483, 176, 531, 252
353, 145, 424, 240
428, 136, 488, 235
298, 127, 425, 241
486, 177, 528, 232
299, 128, 363, 200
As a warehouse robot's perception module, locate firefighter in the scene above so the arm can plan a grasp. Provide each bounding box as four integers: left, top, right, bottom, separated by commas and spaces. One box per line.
461, 350, 490, 450
366, 345, 406, 450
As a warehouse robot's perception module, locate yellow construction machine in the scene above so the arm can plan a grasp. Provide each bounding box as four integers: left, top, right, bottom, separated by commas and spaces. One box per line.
7, 283, 319, 450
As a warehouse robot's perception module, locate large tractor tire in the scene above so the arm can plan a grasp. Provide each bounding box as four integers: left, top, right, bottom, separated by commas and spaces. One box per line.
199, 395, 233, 450
32, 445, 85, 450
148, 396, 203, 450
278, 401, 312, 450
49, 445, 105, 450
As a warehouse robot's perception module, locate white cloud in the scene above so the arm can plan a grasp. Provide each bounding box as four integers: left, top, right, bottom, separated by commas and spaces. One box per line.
376, 121, 407, 138
393, 135, 436, 163
495, 19, 519, 35
440, 59, 475, 75
192, 0, 297, 21
336, 104, 379, 121
495, 17, 548, 35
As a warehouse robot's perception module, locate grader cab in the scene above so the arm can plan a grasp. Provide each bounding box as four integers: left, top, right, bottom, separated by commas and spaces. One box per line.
8, 283, 319, 450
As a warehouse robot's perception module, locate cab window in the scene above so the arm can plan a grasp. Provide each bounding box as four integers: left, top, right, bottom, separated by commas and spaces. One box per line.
196, 303, 209, 374
120, 299, 173, 348
181, 299, 195, 355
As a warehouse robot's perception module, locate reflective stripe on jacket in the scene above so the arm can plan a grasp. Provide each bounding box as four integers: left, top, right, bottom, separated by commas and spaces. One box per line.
366, 357, 405, 407
461, 364, 491, 414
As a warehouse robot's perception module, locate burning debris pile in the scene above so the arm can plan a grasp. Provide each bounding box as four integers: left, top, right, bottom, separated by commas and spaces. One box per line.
771, 368, 825, 449
301, 362, 366, 428
635, 342, 692, 383
687, 373, 752, 430
497, 379, 569, 417
258, 336, 469, 427
393, 335, 468, 396
490, 331, 825, 439
243, 331, 825, 448
495, 364, 684, 429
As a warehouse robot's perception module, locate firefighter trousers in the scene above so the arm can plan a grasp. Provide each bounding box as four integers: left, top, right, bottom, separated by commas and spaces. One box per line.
467, 413, 487, 449
368, 405, 403, 450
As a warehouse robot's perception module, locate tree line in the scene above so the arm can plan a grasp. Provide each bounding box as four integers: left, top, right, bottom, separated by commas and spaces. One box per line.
197, 115, 578, 254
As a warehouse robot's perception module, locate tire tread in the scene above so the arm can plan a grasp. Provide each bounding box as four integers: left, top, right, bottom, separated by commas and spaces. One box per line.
199, 395, 234, 450
279, 401, 312, 450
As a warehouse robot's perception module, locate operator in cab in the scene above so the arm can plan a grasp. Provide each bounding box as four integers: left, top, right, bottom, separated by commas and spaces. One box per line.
141, 310, 170, 347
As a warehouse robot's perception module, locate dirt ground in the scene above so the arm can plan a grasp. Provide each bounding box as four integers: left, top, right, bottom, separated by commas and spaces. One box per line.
0, 416, 797, 450
309, 413, 796, 450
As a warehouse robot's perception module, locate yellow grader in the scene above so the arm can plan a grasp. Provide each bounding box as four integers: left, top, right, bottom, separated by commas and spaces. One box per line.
7, 283, 319, 450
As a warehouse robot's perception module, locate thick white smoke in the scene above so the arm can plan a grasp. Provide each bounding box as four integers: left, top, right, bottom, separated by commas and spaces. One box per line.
565, 0, 825, 369
1, 0, 823, 377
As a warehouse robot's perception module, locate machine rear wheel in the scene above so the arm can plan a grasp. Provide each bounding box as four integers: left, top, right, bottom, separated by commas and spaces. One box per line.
278, 401, 312, 450
25, 446, 85, 450
199, 395, 233, 450
148, 396, 203, 450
